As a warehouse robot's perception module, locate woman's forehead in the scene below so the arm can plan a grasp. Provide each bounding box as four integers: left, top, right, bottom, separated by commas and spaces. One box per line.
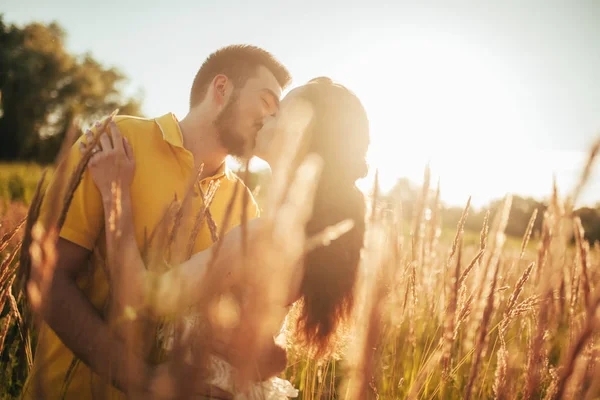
282, 86, 307, 105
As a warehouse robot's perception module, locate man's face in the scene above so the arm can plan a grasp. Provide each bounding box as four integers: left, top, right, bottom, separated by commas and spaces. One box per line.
214, 65, 282, 157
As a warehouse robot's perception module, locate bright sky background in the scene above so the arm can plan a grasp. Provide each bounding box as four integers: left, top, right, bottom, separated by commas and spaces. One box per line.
4, 0, 600, 208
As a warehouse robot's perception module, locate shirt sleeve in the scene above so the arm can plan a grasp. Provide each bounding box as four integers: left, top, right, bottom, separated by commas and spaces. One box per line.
38, 133, 104, 251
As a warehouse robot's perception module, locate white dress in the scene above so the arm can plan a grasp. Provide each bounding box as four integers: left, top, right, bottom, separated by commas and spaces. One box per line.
157, 312, 299, 400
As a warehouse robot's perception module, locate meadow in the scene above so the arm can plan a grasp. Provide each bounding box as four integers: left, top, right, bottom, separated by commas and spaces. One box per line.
0, 137, 599, 400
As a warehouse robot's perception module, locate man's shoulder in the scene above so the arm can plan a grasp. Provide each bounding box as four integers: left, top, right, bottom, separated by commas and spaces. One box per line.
113, 115, 158, 137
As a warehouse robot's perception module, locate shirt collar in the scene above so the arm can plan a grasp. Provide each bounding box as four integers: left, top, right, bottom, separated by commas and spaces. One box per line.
154, 113, 234, 181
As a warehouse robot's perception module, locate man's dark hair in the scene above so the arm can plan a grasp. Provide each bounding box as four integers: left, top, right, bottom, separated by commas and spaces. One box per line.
189, 45, 291, 108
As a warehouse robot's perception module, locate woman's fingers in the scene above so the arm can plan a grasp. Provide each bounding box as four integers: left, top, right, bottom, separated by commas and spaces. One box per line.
99, 132, 113, 151
85, 128, 94, 146
80, 129, 100, 157
110, 121, 124, 153
123, 137, 134, 163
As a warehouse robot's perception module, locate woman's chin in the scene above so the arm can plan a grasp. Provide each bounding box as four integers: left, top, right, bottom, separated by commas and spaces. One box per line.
251, 144, 267, 161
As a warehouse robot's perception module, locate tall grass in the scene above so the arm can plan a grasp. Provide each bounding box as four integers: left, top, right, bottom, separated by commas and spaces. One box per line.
0, 163, 49, 206
0, 124, 599, 399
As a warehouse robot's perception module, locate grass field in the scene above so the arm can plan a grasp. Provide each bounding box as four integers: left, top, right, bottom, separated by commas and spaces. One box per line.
0, 163, 50, 206
0, 154, 598, 399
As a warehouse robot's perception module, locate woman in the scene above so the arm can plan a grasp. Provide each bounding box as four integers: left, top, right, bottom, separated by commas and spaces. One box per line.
83, 77, 370, 398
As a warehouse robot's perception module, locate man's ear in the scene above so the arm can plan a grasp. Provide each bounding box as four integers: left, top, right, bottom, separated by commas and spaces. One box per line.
212, 74, 229, 105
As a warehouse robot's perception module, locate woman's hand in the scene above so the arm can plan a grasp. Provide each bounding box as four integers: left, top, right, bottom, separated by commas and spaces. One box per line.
79, 120, 135, 200
145, 363, 234, 400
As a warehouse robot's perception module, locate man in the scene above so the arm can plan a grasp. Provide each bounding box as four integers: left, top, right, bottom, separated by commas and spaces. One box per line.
22, 45, 291, 399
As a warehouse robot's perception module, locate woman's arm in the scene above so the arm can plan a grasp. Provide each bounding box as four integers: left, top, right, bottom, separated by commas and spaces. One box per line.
83, 122, 153, 362
150, 221, 253, 316
83, 122, 146, 314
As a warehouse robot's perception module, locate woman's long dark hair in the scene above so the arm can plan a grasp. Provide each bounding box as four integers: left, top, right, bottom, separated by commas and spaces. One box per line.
295, 77, 370, 357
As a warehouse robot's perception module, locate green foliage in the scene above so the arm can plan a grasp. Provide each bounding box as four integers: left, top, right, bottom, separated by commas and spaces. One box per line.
0, 163, 49, 205
6, 175, 24, 202
0, 15, 143, 163
387, 177, 600, 244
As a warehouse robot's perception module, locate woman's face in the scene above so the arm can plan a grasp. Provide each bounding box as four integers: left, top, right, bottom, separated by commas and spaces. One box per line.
253, 86, 314, 165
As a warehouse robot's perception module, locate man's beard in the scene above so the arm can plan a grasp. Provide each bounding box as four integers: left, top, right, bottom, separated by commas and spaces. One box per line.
214, 93, 254, 158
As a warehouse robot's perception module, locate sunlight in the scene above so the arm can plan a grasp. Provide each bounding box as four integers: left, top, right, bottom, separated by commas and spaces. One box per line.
344, 34, 545, 207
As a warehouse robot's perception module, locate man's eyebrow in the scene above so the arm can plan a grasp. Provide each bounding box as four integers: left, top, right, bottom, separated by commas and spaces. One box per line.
262, 88, 281, 107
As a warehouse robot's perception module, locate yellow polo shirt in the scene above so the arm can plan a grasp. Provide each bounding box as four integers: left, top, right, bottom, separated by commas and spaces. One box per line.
22, 113, 259, 400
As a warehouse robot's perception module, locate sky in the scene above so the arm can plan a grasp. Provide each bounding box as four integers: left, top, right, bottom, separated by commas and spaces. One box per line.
3, 0, 600, 208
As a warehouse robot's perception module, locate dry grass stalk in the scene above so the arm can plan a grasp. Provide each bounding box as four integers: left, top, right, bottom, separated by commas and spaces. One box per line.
493, 345, 509, 400
520, 209, 538, 259
509, 295, 539, 318
412, 164, 430, 233
166, 164, 204, 263
206, 180, 240, 270
344, 225, 387, 400
6, 283, 32, 367
505, 261, 535, 316
574, 217, 591, 310
0, 217, 25, 255
457, 249, 484, 288
441, 236, 462, 383
449, 197, 471, 264
551, 286, 600, 400
465, 197, 510, 354
488, 195, 513, 259
583, 365, 600, 400
0, 169, 49, 379
16, 170, 47, 291
454, 292, 474, 339
240, 158, 251, 259
464, 247, 501, 400
0, 273, 17, 353
494, 261, 534, 399
534, 212, 553, 285
145, 195, 180, 270
343, 176, 386, 400
56, 111, 119, 231
410, 165, 430, 272
543, 366, 560, 400
480, 210, 490, 251
424, 179, 442, 264
39, 118, 84, 234
560, 352, 590, 400
305, 220, 355, 254
0, 242, 23, 291
523, 291, 552, 400
0, 312, 14, 356
406, 346, 442, 400
184, 179, 220, 260
205, 208, 220, 244
569, 135, 600, 208
569, 253, 580, 330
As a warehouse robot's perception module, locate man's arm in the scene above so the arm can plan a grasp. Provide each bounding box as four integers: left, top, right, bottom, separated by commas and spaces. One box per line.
36, 237, 150, 392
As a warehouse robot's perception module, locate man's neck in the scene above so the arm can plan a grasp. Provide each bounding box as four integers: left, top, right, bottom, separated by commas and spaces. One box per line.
178, 112, 228, 180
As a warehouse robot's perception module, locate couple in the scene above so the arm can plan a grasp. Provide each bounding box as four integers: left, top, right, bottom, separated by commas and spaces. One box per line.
23, 45, 370, 399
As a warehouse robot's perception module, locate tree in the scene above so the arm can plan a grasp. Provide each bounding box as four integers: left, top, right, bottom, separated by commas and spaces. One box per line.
0, 16, 142, 162
575, 207, 600, 245
486, 195, 546, 238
